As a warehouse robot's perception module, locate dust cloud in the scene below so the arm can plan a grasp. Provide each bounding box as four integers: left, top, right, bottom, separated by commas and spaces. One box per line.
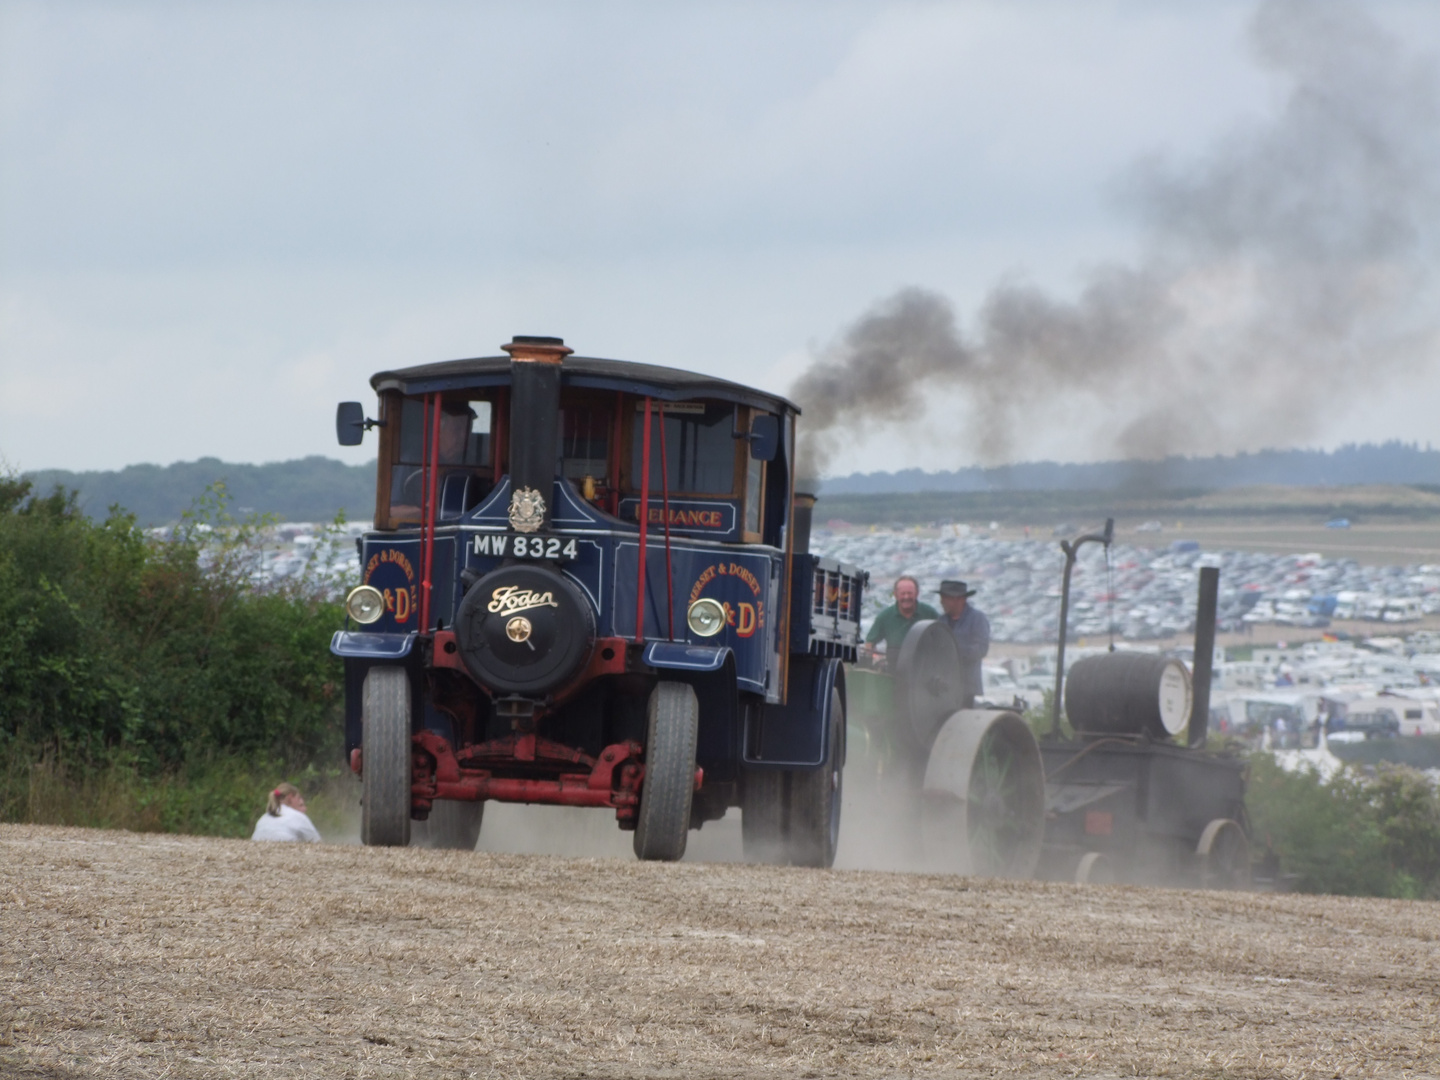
320, 771, 950, 873
791, 0, 1440, 480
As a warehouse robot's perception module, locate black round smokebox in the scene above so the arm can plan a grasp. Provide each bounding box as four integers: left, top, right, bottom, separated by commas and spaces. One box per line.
453, 565, 596, 695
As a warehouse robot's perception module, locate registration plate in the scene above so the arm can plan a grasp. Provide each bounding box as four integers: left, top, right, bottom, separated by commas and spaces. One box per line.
471, 533, 579, 561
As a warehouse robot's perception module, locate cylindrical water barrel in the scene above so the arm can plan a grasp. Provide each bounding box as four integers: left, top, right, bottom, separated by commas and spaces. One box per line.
1064, 652, 1192, 740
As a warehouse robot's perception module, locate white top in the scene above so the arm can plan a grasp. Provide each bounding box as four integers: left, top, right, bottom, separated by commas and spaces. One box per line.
251, 803, 322, 843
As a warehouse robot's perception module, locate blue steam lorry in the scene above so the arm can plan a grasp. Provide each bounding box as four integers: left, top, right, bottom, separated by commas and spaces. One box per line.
333, 335, 865, 865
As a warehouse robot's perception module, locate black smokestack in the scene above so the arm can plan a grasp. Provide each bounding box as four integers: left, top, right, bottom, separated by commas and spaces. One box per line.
791, 0, 1440, 480
503, 335, 571, 529
1189, 566, 1220, 748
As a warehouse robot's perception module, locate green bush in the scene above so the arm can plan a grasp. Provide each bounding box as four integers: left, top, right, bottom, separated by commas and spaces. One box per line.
0, 474, 351, 835
1246, 753, 1440, 899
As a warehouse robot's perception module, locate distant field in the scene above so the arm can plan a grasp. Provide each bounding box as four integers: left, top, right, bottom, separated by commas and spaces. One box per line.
1126, 520, 1440, 567
818, 484, 1440, 535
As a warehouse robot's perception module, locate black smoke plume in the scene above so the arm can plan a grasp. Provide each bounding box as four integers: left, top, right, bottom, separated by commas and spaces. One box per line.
791, 0, 1440, 482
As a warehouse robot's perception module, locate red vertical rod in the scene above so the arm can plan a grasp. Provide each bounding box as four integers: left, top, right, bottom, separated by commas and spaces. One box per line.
634, 397, 652, 643
420, 393, 441, 632
657, 403, 675, 640
417, 393, 432, 630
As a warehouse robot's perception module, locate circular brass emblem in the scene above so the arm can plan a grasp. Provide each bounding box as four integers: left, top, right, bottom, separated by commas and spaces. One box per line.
505, 615, 533, 643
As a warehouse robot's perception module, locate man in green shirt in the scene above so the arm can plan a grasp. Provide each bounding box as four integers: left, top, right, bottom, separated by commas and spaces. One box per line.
864, 575, 940, 669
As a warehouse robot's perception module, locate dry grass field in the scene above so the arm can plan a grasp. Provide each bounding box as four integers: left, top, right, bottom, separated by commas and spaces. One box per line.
4, 824, 1439, 1079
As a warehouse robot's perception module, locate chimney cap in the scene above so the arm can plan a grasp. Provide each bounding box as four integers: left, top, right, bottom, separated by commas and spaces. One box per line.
502, 335, 573, 363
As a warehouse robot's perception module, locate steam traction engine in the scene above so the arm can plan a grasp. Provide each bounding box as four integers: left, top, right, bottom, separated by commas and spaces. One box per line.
332, 336, 865, 864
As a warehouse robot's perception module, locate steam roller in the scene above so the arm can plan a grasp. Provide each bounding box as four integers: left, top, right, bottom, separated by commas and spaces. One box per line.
843, 523, 1251, 890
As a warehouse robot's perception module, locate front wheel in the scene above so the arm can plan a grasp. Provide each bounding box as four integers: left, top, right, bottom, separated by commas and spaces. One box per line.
361, 666, 413, 847
633, 682, 699, 862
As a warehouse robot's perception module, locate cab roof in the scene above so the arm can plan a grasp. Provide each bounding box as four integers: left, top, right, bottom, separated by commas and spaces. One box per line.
369, 354, 798, 416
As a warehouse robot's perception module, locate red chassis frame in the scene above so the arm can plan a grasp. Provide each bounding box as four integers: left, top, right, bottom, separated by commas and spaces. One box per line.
348, 633, 703, 828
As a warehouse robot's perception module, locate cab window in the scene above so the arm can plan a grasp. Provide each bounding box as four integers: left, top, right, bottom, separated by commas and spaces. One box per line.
397, 398, 492, 467
388, 397, 493, 522
631, 402, 735, 494
558, 404, 610, 483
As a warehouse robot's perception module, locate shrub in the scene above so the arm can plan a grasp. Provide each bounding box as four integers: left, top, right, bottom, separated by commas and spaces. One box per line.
1246, 753, 1440, 899
0, 474, 351, 833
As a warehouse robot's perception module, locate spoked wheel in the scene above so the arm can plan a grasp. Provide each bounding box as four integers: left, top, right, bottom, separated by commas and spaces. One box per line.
361, 666, 413, 847
634, 682, 699, 862
413, 799, 484, 851
786, 688, 845, 869
1196, 819, 1251, 890
921, 710, 1045, 878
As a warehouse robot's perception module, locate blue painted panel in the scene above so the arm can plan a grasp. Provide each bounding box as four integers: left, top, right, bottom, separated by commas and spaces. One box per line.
613, 542, 779, 694
359, 534, 456, 631
463, 475, 637, 534
359, 537, 422, 631
331, 631, 415, 659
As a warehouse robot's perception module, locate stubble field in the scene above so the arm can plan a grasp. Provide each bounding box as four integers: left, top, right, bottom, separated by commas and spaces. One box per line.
3, 824, 1438, 1079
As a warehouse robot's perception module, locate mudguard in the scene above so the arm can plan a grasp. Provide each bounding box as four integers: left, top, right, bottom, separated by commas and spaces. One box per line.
330, 631, 415, 659
643, 642, 731, 673
743, 655, 845, 769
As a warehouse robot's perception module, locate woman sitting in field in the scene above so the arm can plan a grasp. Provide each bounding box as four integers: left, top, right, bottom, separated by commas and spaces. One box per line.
251, 782, 322, 843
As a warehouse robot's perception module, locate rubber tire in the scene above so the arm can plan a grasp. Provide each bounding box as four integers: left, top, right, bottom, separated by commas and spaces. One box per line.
633, 682, 699, 862
414, 800, 484, 851
361, 666, 413, 847
741, 769, 788, 865
786, 688, 845, 869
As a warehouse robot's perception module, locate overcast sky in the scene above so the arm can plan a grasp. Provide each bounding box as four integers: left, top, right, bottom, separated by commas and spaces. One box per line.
2, 1, 1438, 477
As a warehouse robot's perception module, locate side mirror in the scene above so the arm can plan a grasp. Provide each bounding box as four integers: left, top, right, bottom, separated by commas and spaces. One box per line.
336, 402, 367, 446
748, 414, 780, 461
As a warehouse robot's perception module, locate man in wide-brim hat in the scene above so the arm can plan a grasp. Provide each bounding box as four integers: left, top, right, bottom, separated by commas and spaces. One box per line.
939, 579, 990, 708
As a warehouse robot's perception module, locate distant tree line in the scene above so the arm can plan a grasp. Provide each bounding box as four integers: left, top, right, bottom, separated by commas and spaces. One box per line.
21, 441, 1440, 528
24, 456, 375, 527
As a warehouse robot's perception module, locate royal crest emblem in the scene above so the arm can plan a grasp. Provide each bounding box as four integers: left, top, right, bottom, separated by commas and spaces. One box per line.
508, 486, 546, 533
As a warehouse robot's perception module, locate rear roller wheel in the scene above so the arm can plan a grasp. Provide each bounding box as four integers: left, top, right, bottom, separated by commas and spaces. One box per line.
1075, 851, 1116, 885
361, 666, 413, 848
414, 799, 484, 851
634, 682, 699, 862
921, 709, 1045, 878
1196, 819, 1251, 890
